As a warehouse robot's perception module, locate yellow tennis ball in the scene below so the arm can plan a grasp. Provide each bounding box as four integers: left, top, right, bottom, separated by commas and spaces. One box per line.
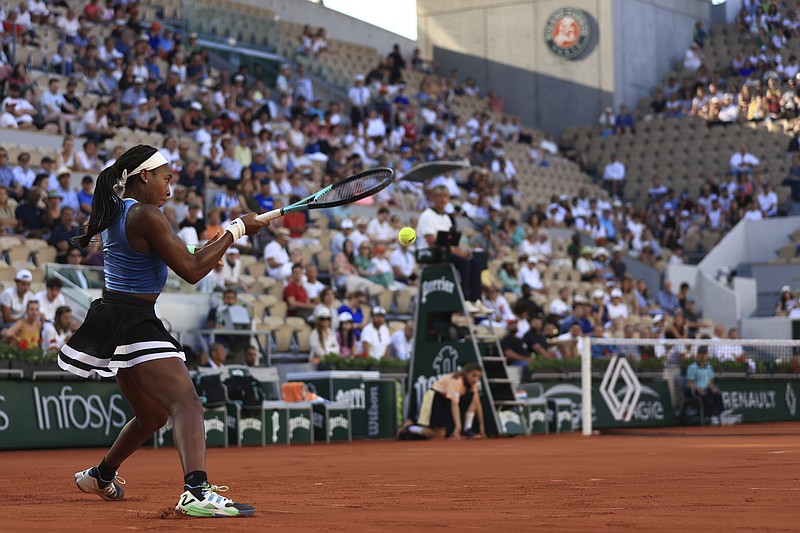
398, 226, 416, 245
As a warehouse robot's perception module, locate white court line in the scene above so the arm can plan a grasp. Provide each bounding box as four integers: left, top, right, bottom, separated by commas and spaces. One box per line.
766, 450, 794, 454
749, 487, 800, 491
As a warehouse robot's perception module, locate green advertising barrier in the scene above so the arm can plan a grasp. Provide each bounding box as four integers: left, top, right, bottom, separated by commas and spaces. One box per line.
716, 379, 800, 423
0, 380, 133, 451
364, 378, 399, 439
262, 402, 290, 445
288, 371, 378, 439
527, 378, 675, 430
312, 403, 352, 443
406, 263, 502, 436
287, 403, 314, 444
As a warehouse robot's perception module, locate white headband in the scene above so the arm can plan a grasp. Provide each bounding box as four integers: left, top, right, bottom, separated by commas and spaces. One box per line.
118, 151, 169, 187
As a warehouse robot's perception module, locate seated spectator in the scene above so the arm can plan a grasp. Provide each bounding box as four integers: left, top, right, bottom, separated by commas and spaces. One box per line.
729, 145, 759, 176
42, 305, 75, 353
497, 259, 521, 296
657, 279, 681, 316
3, 299, 41, 349
15, 188, 47, 238
220, 247, 247, 290
614, 104, 635, 134
390, 320, 414, 361
775, 285, 796, 316
390, 241, 417, 286
284, 263, 316, 320
337, 291, 366, 334
551, 322, 584, 359
74, 140, 103, 174
1, 84, 36, 130
313, 287, 340, 330
263, 227, 292, 280
548, 286, 572, 320
501, 318, 529, 369
303, 264, 325, 305
308, 308, 339, 363
60, 247, 90, 288
518, 256, 544, 293
35, 277, 66, 323
756, 182, 778, 217
606, 288, 629, 324
522, 315, 559, 359
0, 268, 35, 325
366, 207, 394, 246
559, 296, 593, 334
360, 306, 390, 359
336, 311, 359, 356
602, 154, 626, 199
201, 342, 228, 370
49, 206, 78, 262
686, 346, 725, 425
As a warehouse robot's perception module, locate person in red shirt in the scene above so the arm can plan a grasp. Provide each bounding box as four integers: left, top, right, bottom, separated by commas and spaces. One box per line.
283, 195, 308, 238
283, 263, 315, 319
402, 111, 419, 145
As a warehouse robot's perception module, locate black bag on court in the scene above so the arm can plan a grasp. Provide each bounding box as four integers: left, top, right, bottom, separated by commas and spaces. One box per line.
194, 372, 227, 408
224, 367, 267, 408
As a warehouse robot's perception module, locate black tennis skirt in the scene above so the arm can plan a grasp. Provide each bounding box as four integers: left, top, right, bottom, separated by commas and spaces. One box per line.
426, 390, 474, 431
58, 290, 185, 379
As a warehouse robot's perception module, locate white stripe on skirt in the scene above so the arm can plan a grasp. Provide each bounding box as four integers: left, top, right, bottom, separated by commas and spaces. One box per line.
61, 344, 114, 368
114, 340, 179, 355
57, 356, 116, 379
109, 351, 186, 368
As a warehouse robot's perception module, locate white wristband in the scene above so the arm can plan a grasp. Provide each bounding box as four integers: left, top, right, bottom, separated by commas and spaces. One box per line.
224, 218, 246, 241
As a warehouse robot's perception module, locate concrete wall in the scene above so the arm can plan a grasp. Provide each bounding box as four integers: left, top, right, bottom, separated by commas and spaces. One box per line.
741, 316, 793, 340
236, 0, 417, 56
611, 0, 705, 110
751, 262, 800, 316
417, 0, 707, 132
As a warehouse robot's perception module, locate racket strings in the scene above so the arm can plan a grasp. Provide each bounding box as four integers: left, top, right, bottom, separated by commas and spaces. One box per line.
323, 169, 393, 203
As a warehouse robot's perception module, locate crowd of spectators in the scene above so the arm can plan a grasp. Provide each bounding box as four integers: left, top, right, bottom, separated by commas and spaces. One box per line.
0, 2, 792, 368
0, 267, 75, 352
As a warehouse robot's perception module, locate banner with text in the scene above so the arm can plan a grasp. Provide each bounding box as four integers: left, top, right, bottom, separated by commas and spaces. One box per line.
0, 380, 133, 450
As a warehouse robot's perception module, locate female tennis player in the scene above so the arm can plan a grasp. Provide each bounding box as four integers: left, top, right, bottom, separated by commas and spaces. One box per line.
58, 145, 267, 517
398, 362, 487, 440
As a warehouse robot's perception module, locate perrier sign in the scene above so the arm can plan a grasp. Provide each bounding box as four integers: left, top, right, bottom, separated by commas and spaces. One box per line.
406, 263, 503, 436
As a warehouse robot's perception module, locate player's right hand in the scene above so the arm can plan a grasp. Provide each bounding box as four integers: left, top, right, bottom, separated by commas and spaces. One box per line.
241, 212, 270, 236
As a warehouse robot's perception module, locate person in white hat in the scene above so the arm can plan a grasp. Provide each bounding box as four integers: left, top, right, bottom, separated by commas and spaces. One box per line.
518, 255, 544, 292
331, 218, 354, 256
348, 73, 370, 126
263, 227, 292, 279
360, 306, 390, 359
0, 268, 35, 325
336, 311, 359, 357
606, 288, 629, 322
308, 307, 339, 363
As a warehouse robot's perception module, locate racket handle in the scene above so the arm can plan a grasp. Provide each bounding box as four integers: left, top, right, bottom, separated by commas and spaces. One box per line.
256, 208, 284, 222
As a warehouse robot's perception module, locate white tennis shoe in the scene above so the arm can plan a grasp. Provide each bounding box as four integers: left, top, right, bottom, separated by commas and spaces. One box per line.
175, 482, 255, 517
74, 468, 126, 501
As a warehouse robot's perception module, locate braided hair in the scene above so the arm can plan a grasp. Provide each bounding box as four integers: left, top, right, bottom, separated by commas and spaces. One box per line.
76, 145, 159, 248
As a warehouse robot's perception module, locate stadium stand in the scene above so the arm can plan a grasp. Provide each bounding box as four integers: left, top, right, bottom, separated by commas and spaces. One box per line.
0, 0, 795, 366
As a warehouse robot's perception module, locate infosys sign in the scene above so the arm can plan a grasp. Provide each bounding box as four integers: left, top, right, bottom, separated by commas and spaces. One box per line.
0, 381, 133, 450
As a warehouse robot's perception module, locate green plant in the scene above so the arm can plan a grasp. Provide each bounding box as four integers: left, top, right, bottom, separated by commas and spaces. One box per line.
0, 344, 53, 364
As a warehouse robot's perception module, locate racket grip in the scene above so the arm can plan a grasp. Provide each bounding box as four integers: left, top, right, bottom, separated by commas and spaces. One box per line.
256, 208, 283, 222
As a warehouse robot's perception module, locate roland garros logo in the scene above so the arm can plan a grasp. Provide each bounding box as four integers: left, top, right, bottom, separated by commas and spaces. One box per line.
545, 7, 591, 59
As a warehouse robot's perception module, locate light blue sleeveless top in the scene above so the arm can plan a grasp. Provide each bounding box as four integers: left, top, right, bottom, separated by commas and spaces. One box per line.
102, 198, 168, 294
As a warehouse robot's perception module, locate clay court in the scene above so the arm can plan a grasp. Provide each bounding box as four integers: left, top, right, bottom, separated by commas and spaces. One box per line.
4, 434, 799, 531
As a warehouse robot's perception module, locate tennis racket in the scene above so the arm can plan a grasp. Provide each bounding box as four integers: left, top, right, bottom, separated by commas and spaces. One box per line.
255, 167, 395, 222
399, 160, 469, 183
